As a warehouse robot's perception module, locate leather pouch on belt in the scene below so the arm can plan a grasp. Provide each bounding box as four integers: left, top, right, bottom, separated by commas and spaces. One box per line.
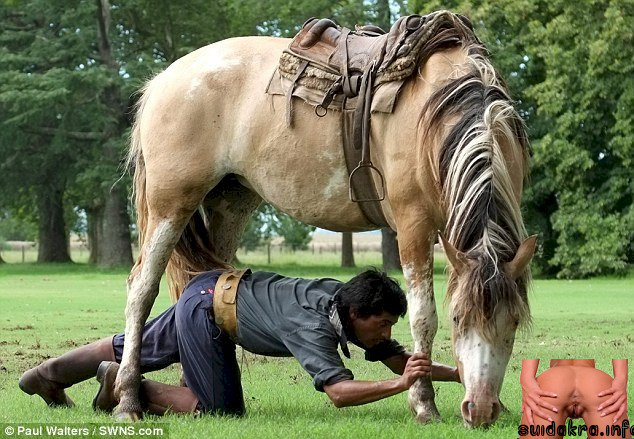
213, 269, 250, 342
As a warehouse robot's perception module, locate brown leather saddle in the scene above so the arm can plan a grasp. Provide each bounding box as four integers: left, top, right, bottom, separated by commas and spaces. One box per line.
290, 18, 390, 100
274, 12, 477, 227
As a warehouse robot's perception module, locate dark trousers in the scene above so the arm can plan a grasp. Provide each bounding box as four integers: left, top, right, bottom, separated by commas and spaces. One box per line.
112, 271, 245, 415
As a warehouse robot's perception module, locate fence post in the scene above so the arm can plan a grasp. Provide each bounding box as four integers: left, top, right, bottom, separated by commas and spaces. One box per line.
267, 243, 271, 264
22, 244, 26, 263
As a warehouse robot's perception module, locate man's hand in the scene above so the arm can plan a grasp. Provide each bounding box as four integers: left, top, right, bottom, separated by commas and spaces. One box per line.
520, 375, 558, 425
598, 377, 628, 423
399, 353, 431, 389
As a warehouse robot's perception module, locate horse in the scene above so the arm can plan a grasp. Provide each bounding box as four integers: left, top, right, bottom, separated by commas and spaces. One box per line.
116, 11, 537, 427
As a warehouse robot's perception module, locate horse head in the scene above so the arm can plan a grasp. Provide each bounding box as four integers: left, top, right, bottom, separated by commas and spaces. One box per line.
441, 233, 537, 427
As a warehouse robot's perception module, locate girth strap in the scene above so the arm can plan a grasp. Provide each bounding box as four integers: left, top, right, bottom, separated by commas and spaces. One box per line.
342, 109, 388, 228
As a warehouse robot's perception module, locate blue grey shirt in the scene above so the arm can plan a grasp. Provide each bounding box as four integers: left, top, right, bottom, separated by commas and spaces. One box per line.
234, 271, 404, 391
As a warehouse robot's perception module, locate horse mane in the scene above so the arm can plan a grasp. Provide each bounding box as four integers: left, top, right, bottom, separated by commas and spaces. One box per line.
417, 15, 532, 340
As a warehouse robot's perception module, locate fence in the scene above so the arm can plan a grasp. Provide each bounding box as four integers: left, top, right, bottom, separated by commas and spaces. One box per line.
0, 242, 90, 264
1, 241, 445, 266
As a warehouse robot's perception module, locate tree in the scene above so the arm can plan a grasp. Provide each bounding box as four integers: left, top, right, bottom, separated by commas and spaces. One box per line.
273, 211, 315, 251
0, 1, 113, 262
341, 232, 355, 267
522, 0, 633, 277
239, 203, 315, 252
239, 204, 275, 251
382, 228, 401, 271
86, 0, 133, 267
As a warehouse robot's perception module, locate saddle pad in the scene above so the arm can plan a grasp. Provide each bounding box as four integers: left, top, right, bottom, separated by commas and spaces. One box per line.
265, 67, 405, 114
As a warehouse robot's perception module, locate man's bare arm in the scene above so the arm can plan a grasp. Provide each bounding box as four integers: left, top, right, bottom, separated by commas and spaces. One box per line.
382, 353, 460, 382
323, 353, 429, 407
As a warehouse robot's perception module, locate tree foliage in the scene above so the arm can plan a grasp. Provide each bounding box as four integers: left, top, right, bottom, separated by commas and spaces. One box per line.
1, 0, 631, 276
410, 0, 633, 277
240, 204, 315, 252
523, 0, 634, 277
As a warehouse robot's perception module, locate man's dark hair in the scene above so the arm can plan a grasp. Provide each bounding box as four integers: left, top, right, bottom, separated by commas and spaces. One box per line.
336, 268, 407, 319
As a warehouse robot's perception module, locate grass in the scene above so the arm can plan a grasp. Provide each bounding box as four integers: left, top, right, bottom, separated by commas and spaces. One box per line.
0, 251, 632, 438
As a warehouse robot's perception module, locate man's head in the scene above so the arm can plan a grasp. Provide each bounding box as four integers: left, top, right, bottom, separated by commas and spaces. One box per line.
336, 269, 407, 348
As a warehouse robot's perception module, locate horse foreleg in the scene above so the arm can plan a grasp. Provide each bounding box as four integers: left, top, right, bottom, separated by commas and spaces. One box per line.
398, 226, 441, 423
114, 218, 187, 420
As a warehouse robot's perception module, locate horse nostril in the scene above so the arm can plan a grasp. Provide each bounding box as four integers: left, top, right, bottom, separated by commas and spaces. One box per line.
461, 400, 474, 423
461, 399, 500, 427
491, 401, 501, 421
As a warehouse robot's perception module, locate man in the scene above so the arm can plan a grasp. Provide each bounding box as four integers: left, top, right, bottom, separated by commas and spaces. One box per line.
20, 268, 460, 415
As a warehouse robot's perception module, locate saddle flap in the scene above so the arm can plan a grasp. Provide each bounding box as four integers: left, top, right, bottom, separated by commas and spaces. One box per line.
266, 67, 404, 113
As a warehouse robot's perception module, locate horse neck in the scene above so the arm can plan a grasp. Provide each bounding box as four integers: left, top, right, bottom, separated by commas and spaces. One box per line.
416, 48, 528, 260
374, 76, 447, 228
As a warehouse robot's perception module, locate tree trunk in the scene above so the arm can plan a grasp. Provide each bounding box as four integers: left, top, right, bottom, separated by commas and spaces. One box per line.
93, 0, 133, 268
86, 206, 103, 265
341, 232, 355, 267
36, 181, 71, 263
376, 0, 392, 31
381, 228, 401, 271
100, 186, 133, 267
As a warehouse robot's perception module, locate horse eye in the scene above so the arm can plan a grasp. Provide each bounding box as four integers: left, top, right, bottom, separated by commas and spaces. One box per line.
452, 316, 459, 324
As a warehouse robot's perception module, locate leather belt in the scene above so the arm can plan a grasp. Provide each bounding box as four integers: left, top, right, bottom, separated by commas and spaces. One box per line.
212, 269, 250, 342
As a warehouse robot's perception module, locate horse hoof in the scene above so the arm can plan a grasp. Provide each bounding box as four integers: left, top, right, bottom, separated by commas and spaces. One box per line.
413, 409, 442, 424
410, 400, 442, 424
114, 410, 142, 422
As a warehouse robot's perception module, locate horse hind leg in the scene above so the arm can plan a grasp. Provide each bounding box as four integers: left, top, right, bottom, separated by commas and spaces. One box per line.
167, 176, 261, 387
115, 181, 212, 420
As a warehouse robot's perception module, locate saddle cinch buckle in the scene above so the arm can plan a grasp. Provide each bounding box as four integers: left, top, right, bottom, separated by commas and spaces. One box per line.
348, 161, 386, 202
315, 78, 344, 117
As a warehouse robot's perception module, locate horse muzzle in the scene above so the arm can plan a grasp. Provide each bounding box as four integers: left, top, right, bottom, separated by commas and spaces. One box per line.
460, 397, 502, 428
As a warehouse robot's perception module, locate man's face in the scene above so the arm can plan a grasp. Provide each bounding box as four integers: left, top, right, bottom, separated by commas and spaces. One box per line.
349, 309, 399, 349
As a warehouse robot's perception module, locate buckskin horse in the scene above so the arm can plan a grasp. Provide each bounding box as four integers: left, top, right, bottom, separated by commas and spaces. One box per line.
116, 11, 537, 427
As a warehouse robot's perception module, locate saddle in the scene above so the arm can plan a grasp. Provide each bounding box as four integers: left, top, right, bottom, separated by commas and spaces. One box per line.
290, 18, 389, 99
266, 11, 478, 227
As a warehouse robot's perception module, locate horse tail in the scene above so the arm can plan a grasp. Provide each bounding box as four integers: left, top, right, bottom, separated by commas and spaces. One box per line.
127, 78, 231, 303
166, 208, 233, 302
126, 80, 151, 265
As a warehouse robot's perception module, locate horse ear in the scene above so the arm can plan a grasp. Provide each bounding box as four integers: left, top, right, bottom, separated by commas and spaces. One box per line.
504, 235, 538, 280
438, 231, 468, 275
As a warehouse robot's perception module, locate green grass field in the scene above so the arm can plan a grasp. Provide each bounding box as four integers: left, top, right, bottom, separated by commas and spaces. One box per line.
0, 251, 632, 438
